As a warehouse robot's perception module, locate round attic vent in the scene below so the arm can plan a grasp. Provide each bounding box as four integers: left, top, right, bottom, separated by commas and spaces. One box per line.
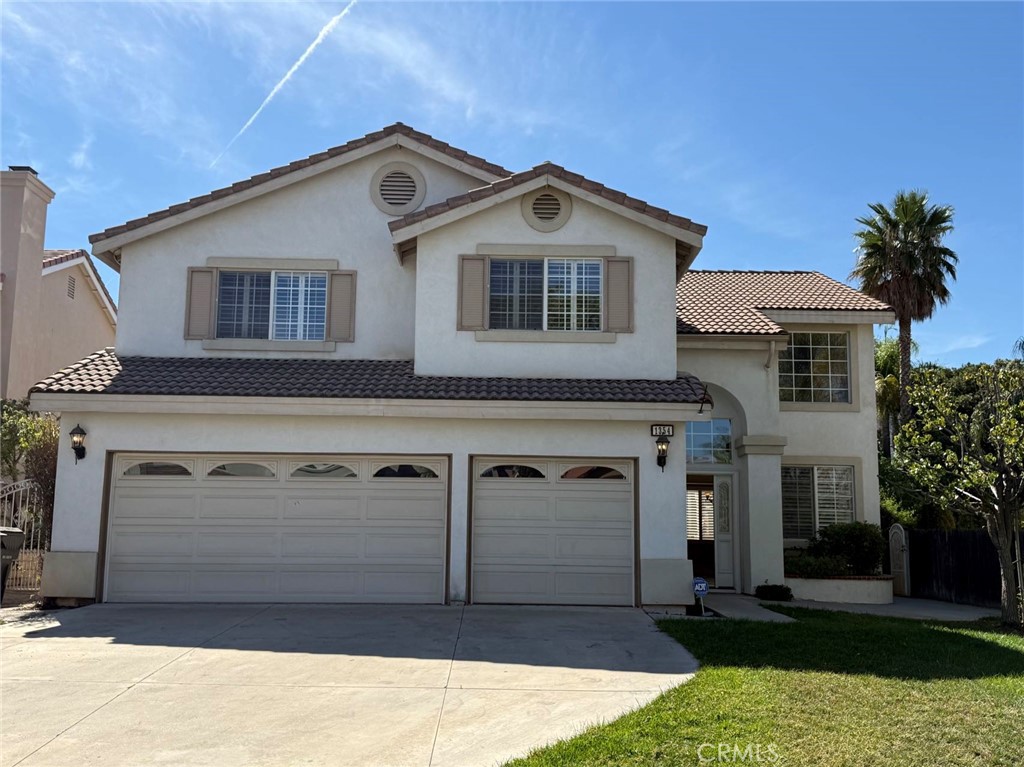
522, 188, 572, 232
379, 170, 417, 206
531, 192, 561, 221
370, 162, 426, 214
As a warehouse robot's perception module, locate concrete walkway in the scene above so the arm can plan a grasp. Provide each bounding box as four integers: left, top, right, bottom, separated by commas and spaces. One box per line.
702, 594, 796, 622
0, 604, 698, 767
782, 596, 1000, 621
702, 593, 999, 623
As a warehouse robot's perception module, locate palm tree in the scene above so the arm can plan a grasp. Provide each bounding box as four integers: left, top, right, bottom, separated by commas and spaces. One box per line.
851, 191, 957, 425
874, 333, 906, 457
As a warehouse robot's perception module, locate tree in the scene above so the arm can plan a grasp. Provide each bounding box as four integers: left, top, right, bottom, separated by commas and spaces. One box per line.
875, 331, 917, 458
1, 399, 59, 541
897, 362, 1024, 628
851, 191, 957, 425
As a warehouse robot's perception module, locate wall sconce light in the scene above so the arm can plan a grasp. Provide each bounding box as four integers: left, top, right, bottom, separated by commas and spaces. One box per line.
656, 435, 670, 471
70, 424, 87, 463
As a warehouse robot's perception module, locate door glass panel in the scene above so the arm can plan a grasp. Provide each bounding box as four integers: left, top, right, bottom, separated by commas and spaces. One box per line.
373, 464, 439, 479
290, 463, 357, 479
716, 481, 731, 534
208, 462, 276, 478
480, 465, 545, 478
123, 461, 192, 477
560, 466, 626, 480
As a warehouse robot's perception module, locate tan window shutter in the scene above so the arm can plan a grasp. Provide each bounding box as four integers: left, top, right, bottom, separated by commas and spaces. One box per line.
184, 267, 215, 339
604, 257, 634, 333
327, 271, 357, 342
458, 255, 488, 330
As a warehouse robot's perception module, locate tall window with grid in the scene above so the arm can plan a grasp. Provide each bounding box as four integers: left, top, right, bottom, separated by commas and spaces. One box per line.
778, 332, 851, 403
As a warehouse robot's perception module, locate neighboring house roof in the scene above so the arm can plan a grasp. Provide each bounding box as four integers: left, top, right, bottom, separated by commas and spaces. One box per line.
676, 270, 893, 336
88, 123, 512, 259
388, 161, 708, 239
41, 249, 117, 325
31, 350, 710, 405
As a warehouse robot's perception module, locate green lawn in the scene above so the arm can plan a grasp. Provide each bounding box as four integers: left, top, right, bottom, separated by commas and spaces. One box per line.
508, 608, 1024, 767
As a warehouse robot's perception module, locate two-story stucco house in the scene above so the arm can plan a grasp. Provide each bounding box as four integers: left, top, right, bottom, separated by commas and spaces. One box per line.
30, 124, 893, 606
1, 167, 117, 400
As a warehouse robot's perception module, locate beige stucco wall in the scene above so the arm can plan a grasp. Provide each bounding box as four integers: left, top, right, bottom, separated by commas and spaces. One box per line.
35, 264, 115, 384
1, 172, 54, 399
114, 148, 485, 359
414, 196, 680, 379
46, 410, 693, 604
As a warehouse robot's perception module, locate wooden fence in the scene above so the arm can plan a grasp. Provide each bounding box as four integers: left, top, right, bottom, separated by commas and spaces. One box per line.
907, 528, 1024, 608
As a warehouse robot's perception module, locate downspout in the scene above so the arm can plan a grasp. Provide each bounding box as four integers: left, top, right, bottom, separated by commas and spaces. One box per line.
764, 340, 776, 371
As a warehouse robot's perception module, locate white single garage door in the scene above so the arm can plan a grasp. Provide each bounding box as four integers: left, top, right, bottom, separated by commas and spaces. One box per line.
471, 457, 635, 606
105, 454, 448, 603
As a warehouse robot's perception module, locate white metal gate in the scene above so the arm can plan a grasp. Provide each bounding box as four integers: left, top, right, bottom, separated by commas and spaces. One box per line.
889, 523, 910, 596
1, 480, 49, 592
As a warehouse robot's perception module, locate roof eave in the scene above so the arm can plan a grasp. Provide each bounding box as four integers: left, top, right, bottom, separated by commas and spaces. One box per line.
89, 132, 508, 260
389, 174, 705, 254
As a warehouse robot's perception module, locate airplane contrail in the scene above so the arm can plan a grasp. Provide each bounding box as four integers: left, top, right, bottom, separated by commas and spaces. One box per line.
210, 0, 359, 168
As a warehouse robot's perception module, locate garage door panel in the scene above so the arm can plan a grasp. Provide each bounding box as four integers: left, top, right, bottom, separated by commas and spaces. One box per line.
107, 569, 191, 598
199, 495, 280, 519
555, 498, 632, 523
109, 531, 195, 557
472, 457, 635, 606
366, 496, 444, 521
107, 453, 448, 603
364, 531, 445, 559
283, 495, 362, 520
474, 497, 549, 522
364, 570, 444, 597
554, 571, 633, 603
280, 532, 361, 558
112, 493, 197, 520
474, 532, 550, 560
196, 532, 278, 558
554, 533, 633, 562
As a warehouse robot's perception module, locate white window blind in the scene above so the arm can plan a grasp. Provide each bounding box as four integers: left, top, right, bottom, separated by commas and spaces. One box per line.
781, 465, 855, 538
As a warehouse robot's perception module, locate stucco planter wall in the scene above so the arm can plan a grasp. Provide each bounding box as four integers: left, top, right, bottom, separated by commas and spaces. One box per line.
784, 576, 894, 604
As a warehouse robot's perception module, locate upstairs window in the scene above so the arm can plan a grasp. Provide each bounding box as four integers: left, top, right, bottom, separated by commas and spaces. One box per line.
216, 271, 326, 341
779, 332, 850, 404
487, 258, 602, 332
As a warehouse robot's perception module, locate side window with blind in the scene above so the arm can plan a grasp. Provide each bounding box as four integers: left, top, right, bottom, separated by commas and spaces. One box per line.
185, 268, 355, 342
459, 254, 633, 334
782, 464, 855, 538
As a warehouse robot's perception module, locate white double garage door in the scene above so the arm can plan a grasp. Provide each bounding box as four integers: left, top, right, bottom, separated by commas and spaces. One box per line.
106, 454, 635, 605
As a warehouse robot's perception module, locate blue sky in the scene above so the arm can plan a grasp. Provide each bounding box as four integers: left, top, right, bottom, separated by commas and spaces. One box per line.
3, 1, 1021, 365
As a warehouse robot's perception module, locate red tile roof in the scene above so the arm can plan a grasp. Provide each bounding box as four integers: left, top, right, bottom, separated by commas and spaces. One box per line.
31, 350, 711, 405
677, 270, 892, 335
89, 124, 512, 246
389, 161, 707, 237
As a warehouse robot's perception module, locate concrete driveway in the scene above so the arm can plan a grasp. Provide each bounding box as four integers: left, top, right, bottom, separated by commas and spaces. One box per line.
1, 604, 697, 767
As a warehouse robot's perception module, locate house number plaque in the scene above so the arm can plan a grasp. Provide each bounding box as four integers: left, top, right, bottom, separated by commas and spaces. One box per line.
650, 424, 674, 437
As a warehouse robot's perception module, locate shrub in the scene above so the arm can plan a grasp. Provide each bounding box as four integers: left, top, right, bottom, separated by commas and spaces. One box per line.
754, 584, 793, 601
808, 522, 886, 576
880, 496, 915, 530
785, 553, 850, 578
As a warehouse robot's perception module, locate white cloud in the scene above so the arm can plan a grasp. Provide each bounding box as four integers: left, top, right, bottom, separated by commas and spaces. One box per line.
69, 134, 93, 170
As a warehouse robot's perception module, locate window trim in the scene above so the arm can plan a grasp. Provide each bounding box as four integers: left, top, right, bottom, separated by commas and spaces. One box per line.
778, 325, 861, 413
781, 456, 863, 541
